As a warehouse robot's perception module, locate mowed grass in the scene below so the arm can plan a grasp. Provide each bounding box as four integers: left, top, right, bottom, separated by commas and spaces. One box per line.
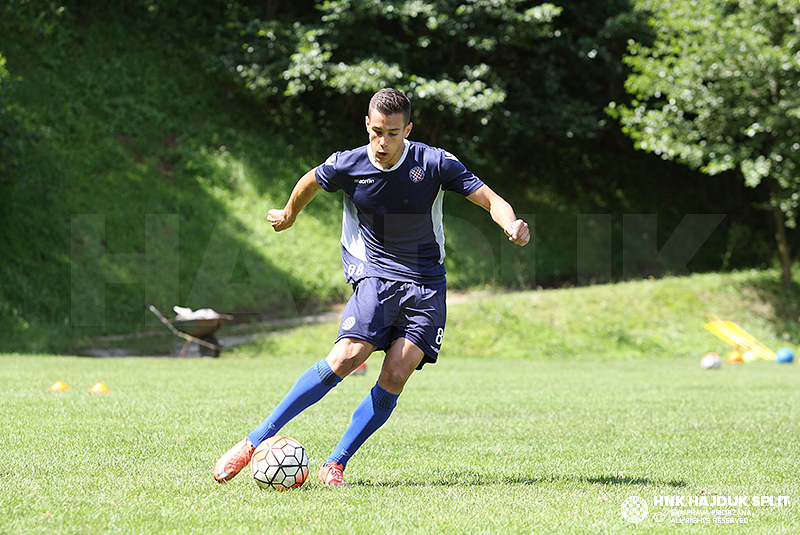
3, 271, 800, 534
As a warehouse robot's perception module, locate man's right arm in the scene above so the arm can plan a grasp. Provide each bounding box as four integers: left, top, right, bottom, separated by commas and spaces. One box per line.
267, 167, 323, 232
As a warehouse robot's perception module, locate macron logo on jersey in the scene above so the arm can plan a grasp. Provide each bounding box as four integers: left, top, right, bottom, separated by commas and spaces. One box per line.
354, 178, 375, 184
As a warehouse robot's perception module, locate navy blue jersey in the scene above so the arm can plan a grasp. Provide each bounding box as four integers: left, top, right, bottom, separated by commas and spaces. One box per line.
315, 140, 484, 284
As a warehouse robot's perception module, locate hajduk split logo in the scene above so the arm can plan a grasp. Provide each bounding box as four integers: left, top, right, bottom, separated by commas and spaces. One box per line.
621, 496, 649, 523
409, 166, 424, 183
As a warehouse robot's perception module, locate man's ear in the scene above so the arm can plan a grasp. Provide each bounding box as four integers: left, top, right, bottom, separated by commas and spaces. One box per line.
404, 122, 413, 138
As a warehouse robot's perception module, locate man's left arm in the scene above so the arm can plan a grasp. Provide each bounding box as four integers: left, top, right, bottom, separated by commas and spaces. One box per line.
466, 185, 530, 246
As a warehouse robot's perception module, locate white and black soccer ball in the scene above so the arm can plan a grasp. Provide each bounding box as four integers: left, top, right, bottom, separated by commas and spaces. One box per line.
250, 435, 310, 491
701, 352, 722, 370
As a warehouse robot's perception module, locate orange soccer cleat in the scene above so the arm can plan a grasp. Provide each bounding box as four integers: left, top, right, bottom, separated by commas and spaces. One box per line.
213, 438, 255, 482
317, 461, 348, 486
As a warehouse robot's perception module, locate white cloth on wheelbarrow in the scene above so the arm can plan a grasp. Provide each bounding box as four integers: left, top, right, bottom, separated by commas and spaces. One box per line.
173, 306, 221, 321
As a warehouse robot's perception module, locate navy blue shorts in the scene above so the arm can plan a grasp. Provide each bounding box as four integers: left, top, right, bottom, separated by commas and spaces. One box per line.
337, 277, 446, 369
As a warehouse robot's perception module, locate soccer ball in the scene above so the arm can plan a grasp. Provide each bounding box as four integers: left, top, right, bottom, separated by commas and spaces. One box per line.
701, 352, 721, 369
776, 347, 794, 363
250, 435, 310, 491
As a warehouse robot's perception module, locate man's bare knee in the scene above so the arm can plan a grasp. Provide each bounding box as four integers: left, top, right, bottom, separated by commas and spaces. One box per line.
326, 338, 374, 377
378, 338, 424, 394
377, 368, 413, 394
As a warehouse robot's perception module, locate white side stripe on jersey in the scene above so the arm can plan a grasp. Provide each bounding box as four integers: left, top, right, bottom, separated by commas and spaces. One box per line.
431, 187, 446, 264
341, 195, 368, 261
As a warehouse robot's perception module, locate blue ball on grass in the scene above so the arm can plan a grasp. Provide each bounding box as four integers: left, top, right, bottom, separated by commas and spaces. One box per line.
776, 348, 794, 364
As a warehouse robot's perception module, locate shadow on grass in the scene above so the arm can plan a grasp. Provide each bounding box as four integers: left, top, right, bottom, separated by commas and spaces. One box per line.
351, 472, 688, 489
740, 271, 800, 342
581, 475, 687, 488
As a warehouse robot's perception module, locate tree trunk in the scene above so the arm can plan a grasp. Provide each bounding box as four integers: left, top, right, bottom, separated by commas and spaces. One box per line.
773, 204, 793, 290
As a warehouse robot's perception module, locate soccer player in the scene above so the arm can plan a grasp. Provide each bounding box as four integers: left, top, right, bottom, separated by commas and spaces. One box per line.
213, 88, 529, 486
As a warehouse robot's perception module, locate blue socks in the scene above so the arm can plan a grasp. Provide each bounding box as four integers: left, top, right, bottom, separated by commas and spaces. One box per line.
247, 360, 400, 470
326, 384, 399, 468
248, 359, 342, 446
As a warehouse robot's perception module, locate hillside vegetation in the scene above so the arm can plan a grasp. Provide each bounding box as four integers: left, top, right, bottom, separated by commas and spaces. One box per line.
0, 3, 788, 353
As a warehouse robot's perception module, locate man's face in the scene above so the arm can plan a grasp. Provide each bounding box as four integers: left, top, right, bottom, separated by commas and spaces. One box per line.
365, 110, 413, 169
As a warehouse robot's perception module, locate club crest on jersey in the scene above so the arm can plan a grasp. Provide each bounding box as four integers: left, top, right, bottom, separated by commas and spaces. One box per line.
409, 166, 425, 183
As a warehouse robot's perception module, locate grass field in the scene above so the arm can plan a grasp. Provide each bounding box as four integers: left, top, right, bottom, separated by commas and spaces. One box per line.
3, 272, 800, 534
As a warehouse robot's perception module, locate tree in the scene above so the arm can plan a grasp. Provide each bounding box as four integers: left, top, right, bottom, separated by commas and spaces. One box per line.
611, 0, 800, 288
212, 1, 639, 165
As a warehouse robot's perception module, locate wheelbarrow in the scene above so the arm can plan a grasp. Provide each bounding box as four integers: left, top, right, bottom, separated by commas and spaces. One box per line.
147, 305, 233, 358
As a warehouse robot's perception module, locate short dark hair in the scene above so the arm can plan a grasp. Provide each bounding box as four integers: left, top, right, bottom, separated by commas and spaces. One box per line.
368, 88, 411, 125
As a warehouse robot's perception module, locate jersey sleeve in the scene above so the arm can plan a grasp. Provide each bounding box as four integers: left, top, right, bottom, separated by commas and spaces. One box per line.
315, 152, 343, 192
438, 150, 484, 196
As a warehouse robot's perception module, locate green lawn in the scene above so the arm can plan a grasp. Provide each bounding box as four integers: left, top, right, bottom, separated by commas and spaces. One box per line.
3, 274, 799, 534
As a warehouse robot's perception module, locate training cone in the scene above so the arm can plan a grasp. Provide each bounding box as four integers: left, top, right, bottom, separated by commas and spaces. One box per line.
727, 349, 744, 364
49, 381, 70, 391
89, 382, 111, 393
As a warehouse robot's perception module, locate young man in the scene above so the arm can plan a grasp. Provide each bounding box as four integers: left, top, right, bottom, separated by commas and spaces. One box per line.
213, 88, 529, 486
